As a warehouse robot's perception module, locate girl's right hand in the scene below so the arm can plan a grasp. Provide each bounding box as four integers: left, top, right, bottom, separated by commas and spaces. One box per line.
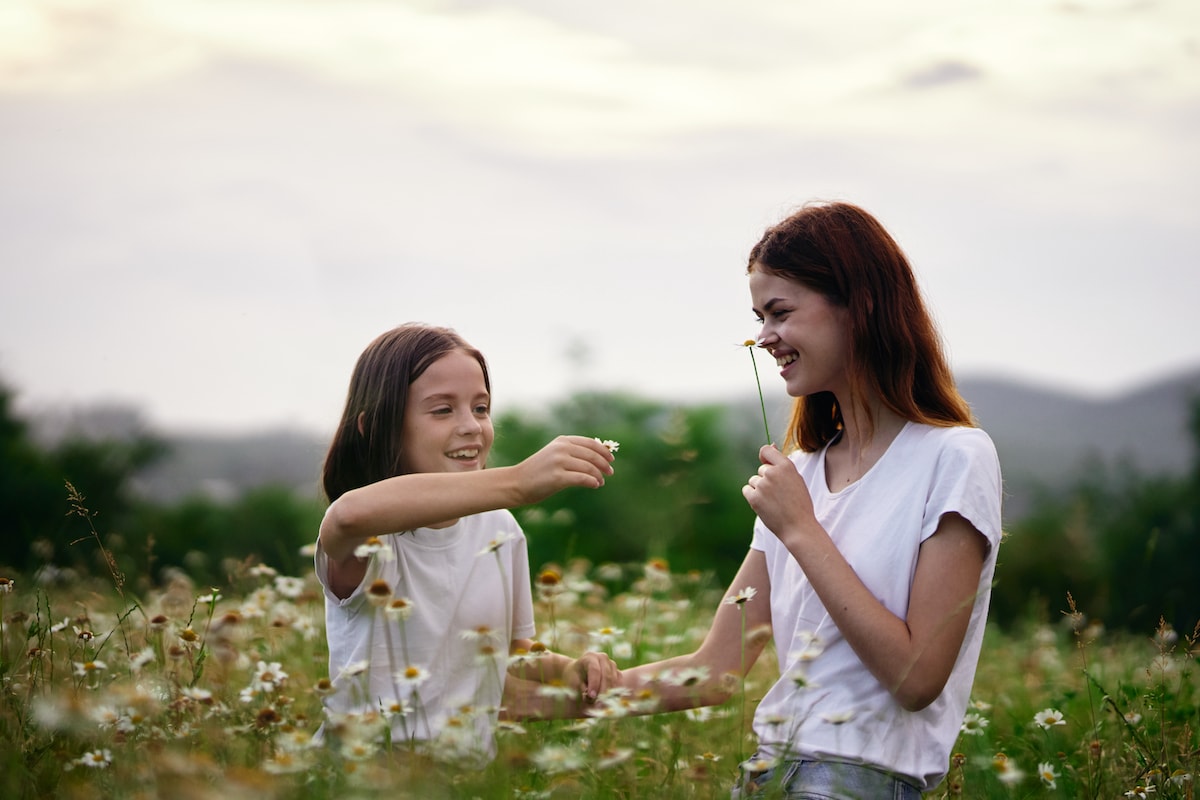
516, 435, 615, 504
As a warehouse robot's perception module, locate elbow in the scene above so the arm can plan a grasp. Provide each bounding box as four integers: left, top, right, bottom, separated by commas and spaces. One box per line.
892, 675, 948, 713
319, 495, 369, 559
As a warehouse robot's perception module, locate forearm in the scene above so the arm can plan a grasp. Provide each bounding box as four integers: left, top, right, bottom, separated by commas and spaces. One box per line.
319, 468, 526, 562
616, 654, 741, 713
777, 517, 982, 711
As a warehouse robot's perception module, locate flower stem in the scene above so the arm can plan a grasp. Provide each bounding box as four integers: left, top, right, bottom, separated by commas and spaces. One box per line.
748, 346, 771, 446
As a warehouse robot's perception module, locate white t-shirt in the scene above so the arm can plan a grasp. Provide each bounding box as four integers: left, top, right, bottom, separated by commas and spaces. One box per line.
314, 509, 536, 757
750, 422, 1003, 791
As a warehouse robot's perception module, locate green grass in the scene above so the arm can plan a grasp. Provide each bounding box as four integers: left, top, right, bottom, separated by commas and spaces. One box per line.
0, 553, 1196, 800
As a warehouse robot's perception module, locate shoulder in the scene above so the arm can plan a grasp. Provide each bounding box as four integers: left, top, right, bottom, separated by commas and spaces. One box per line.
907, 423, 998, 463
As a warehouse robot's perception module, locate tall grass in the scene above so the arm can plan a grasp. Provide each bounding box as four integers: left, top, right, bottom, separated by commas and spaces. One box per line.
0, 513, 1196, 798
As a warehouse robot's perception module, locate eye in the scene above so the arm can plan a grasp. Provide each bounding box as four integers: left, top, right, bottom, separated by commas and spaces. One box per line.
430, 406, 452, 416
474, 404, 491, 416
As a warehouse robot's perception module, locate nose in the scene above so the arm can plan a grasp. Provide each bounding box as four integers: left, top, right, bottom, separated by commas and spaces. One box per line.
756, 324, 777, 349
455, 409, 483, 436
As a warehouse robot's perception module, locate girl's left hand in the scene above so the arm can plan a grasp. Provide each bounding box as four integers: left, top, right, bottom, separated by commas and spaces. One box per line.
742, 444, 816, 543
567, 651, 619, 703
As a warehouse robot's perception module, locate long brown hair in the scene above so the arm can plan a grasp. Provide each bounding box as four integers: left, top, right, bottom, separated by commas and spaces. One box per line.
747, 201, 973, 452
321, 324, 490, 502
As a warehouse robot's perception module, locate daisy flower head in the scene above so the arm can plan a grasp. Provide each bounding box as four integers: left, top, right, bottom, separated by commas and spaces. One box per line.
594, 438, 620, 454
76, 749, 113, 769
0, 576, 13, 593
724, 586, 758, 606
273, 575, 306, 599
960, 712, 989, 735
354, 536, 393, 561
252, 660, 288, 693
1124, 786, 1156, 798
820, 709, 856, 725
994, 754, 1024, 786
384, 596, 414, 622
1033, 708, 1066, 730
588, 625, 626, 647
366, 578, 393, 607
396, 664, 430, 689
596, 747, 634, 769
531, 743, 586, 775
196, 588, 222, 605
1038, 761, 1059, 789
477, 530, 519, 556
73, 659, 108, 677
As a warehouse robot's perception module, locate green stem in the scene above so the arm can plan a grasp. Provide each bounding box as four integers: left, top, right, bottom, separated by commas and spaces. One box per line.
749, 347, 771, 446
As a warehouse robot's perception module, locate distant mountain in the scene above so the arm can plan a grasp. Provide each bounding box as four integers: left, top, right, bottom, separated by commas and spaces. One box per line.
959, 368, 1200, 515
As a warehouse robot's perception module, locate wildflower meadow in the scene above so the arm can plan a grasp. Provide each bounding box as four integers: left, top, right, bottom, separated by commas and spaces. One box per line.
1, 499, 1197, 800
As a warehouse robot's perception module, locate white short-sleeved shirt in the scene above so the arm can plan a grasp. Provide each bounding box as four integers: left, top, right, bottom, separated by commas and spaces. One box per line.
315, 509, 536, 755
751, 422, 1002, 791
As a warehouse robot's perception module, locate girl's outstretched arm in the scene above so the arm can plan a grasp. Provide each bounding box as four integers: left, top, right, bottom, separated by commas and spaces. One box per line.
601, 550, 773, 715
320, 435, 613, 562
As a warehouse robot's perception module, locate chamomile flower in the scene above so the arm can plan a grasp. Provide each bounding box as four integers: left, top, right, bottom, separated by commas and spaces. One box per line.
384, 596, 414, 621
960, 712, 989, 735
73, 660, 107, 677
1038, 761, 1059, 789
353, 536, 393, 561
366, 579, 393, 607
477, 531, 519, 556
820, 709, 856, 725
1124, 786, 1156, 798
588, 625, 625, 647
76, 749, 113, 769
273, 575, 306, 599
396, 664, 431, 689
0, 577, 12, 593
594, 438, 620, 453
993, 753, 1024, 786
1033, 708, 1066, 730
252, 661, 288, 693
724, 586, 758, 606
531, 743, 586, 774
596, 747, 634, 769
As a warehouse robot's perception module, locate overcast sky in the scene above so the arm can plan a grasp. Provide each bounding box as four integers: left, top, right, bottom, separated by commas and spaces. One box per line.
2, 0, 1197, 436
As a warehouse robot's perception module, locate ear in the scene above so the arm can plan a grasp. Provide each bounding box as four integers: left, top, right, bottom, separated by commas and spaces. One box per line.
356, 411, 366, 436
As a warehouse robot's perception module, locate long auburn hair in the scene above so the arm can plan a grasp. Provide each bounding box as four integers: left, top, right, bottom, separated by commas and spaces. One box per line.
747, 201, 973, 453
321, 324, 490, 503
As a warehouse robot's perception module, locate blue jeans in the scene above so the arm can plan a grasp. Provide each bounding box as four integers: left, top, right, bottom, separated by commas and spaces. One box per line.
731, 757, 922, 800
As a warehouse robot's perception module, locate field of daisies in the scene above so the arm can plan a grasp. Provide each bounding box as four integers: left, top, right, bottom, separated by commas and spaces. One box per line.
1, 543, 1196, 799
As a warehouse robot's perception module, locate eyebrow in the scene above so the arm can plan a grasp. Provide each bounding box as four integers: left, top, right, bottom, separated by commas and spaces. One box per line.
753, 297, 786, 315
417, 392, 490, 404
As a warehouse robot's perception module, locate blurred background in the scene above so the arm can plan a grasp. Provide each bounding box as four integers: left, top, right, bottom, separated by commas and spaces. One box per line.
1, 0, 1198, 633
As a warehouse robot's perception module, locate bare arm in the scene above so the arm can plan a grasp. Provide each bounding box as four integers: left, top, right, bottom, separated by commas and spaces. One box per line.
319, 435, 614, 597
744, 445, 987, 711
500, 639, 619, 720
610, 550, 774, 714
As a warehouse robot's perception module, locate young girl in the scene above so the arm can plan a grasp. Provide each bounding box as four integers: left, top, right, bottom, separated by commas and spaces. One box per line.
315, 323, 618, 760
611, 202, 1003, 797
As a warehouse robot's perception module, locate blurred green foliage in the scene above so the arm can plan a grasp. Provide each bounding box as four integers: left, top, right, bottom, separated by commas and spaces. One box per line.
2, 376, 1198, 633
992, 396, 1200, 633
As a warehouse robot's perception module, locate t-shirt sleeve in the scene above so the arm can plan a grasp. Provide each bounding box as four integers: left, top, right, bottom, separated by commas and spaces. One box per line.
509, 530, 537, 641
921, 428, 1003, 549
313, 521, 369, 610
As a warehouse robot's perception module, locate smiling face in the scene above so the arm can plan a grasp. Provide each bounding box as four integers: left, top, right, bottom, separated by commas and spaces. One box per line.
398, 349, 494, 475
750, 266, 852, 400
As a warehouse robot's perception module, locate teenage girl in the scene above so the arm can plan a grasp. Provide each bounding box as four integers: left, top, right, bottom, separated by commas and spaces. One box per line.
613, 202, 1003, 797
315, 323, 618, 759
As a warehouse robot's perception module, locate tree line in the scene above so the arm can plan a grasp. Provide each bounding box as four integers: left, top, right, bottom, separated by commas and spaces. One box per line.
1, 380, 1196, 633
